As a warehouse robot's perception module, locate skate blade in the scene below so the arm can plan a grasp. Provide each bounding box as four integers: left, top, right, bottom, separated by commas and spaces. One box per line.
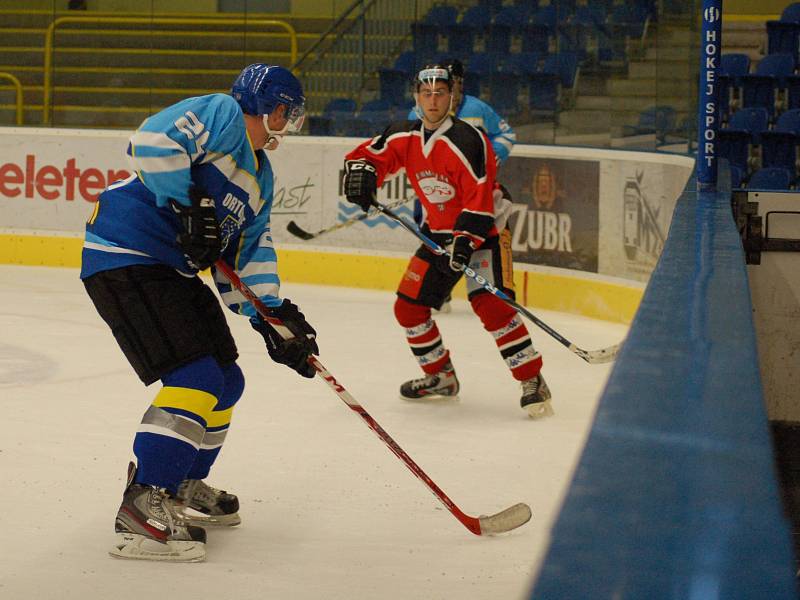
109, 533, 206, 562
525, 399, 555, 419
399, 392, 460, 403
175, 507, 242, 527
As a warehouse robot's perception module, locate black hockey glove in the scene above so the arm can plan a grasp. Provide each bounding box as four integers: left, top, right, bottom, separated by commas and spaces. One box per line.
448, 236, 474, 272
251, 299, 319, 379
170, 187, 222, 271
343, 159, 378, 212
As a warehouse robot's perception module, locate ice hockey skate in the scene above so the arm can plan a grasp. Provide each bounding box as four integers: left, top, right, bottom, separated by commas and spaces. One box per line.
175, 478, 241, 527
110, 462, 206, 562
520, 374, 553, 419
400, 362, 460, 400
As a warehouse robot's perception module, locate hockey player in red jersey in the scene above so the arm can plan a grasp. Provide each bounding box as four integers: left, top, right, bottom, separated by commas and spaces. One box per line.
342, 65, 552, 418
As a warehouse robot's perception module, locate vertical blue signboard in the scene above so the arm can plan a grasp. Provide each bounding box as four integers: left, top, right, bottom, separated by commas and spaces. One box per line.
697, 0, 723, 191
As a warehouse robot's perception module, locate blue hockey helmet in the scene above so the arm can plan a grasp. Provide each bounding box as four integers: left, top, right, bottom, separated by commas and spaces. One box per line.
231, 64, 305, 132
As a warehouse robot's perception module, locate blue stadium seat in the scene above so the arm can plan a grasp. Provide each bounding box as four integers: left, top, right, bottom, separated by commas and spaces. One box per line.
377, 51, 418, 104
719, 53, 751, 122
747, 167, 794, 190
412, 6, 459, 58
532, 5, 558, 30
760, 109, 800, 171
308, 97, 357, 136
562, 5, 608, 63
463, 52, 494, 97
718, 107, 770, 176
766, 21, 800, 66
491, 6, 543, 55
781, 2, 800, 22
357, 98, 392, 133
600, 4, 649, 63
446, 5, 492, 55
739, 53, 795, 118
488, 72, 521, 116
730, 164, 746, 189
548, 51, 579, 89
507, 53, 562, 114
623, 105, 677, 143
424, 5, 459, 26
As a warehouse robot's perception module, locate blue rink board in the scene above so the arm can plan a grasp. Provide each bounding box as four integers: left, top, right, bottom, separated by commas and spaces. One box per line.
530, 180, 797, 598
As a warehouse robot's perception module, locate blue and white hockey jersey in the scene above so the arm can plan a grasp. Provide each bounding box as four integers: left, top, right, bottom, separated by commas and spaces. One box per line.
408, 94, 516, 165
80, 93, 283, 316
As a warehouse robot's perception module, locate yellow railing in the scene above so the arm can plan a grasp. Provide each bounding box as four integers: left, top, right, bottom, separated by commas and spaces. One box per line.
0, 72, 24, 125
42, 16, 297, 125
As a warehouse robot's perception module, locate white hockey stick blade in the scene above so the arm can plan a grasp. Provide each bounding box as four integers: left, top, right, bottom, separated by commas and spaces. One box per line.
478, 502, 532, 535
574, 342, 621, 364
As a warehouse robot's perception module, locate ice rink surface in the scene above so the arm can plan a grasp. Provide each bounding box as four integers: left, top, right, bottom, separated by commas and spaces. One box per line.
0, 265, 627, 600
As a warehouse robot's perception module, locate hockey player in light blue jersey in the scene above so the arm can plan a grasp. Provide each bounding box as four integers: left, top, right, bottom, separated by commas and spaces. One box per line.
81, 64, 318, 562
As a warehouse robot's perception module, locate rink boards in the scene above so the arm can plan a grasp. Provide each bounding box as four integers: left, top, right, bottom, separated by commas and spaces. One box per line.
0, 127, 693, 324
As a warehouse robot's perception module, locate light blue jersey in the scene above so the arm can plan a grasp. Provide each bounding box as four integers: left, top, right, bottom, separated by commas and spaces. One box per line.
81, 93, 283, 316
408, 94, 516, 164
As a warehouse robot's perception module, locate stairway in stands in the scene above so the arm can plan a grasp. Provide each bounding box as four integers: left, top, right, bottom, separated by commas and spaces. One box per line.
0, 8, 330, 128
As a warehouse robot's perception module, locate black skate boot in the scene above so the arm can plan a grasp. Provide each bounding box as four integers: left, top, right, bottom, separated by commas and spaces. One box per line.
176, 479, 241, 527
110, 462, 206, 562
400, 362, 460, 400
520, 373, 553, 418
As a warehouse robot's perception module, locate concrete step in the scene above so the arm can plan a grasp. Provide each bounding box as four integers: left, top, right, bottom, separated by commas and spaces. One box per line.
607, 78, 693, 97
557, 109, 612, 134
574, 95, 611, 111
0, 12, 335, 35
627, 60, 695, 80
644, 45, 697, 62
0, 28, 320, 53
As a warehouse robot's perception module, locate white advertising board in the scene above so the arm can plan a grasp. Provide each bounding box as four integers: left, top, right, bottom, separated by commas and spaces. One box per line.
0, 127, 693, 283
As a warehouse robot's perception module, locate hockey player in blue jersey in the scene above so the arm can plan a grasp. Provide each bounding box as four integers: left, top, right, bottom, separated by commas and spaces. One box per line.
81, 64, 318, 562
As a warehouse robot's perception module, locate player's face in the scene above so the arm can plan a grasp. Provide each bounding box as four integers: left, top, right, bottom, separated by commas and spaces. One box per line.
244, 105, 287, 150
417, 81, 452, 127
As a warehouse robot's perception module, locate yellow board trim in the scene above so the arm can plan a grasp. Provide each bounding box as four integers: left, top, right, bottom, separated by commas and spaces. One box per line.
153, 386, 217, 420
0, 232, 642, 324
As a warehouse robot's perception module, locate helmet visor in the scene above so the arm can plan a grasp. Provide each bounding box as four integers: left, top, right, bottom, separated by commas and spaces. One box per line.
263, 100, 306, 135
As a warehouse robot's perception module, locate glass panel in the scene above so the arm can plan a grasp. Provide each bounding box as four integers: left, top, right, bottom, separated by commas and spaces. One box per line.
0, 0, 700, 151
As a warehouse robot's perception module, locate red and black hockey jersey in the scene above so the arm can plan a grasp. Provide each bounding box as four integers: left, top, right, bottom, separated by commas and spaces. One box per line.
345, 116, 498, 249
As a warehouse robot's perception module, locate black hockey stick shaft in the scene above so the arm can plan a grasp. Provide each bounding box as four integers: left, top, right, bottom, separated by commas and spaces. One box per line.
372, 203, 620, 364
287, 196, 411, 241
214, 260, 531, 536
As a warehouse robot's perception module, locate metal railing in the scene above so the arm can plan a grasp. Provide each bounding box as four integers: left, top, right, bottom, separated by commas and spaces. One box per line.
42, 16, 297, 125
0, 72, 24, 126
293, 0, 437, 112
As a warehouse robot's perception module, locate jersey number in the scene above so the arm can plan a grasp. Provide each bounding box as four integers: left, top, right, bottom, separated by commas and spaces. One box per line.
174, 111, 209, 158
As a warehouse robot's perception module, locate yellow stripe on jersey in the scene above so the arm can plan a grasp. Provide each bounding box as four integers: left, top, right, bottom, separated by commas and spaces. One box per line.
153, 386, 218, 424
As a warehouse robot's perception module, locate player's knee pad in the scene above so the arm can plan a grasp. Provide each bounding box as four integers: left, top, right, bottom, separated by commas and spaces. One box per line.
394, 296, 432, 327
217, 362, 245, 411
161, 355, 225, 398
156, 355, 225, 427
470, 292, 517, 331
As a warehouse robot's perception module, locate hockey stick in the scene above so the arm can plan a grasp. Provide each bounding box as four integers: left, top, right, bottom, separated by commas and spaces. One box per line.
214, 259, 532, 536
372, 203, 621, 364
287, 196, 411, 241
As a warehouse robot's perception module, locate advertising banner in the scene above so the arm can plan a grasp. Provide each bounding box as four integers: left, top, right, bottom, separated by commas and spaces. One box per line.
0, 127, 693, 284
502, 156, 600, 273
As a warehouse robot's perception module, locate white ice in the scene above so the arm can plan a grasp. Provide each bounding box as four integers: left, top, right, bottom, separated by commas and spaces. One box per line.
0, 265, 627, 600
